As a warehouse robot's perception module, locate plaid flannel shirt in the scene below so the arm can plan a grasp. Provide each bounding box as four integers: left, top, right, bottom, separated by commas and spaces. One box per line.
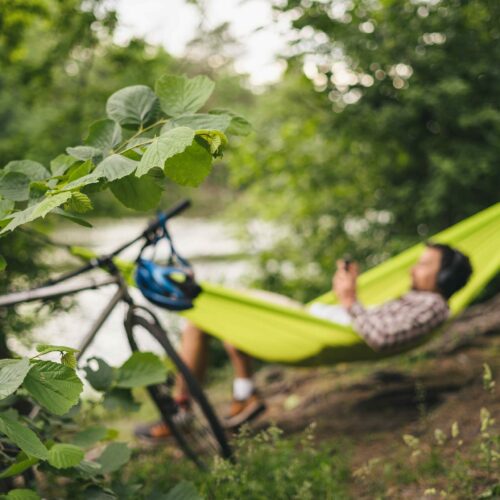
348, 290, 449, 351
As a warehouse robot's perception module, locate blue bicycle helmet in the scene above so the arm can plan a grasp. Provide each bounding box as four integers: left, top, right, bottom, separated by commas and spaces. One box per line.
135, 258, 202, 311
134, 216, 202, 311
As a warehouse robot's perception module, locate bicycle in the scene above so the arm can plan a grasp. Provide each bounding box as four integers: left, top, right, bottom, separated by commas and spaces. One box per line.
0, 199, 232, 469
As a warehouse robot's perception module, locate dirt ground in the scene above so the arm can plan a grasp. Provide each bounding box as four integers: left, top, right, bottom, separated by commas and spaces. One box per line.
243, 294, 500, 498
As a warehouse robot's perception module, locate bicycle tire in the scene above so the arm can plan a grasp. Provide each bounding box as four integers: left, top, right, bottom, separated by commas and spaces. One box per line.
124, 305, 232, 468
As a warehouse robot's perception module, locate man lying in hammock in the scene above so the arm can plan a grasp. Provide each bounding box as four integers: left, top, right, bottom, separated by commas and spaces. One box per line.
135, 242, 472, 441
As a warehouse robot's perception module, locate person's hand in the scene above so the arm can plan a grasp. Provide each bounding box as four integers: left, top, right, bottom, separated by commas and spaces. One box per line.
333, 260, 359, 309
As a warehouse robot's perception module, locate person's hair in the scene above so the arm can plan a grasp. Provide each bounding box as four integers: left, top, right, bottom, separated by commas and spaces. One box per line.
425, 242, 473, 299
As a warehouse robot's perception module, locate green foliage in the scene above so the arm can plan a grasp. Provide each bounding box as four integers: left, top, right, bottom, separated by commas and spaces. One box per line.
155, 74, 215, 117
96, 442, 132, 474
228, 0, 500, 300
47, 443, 84, 469
23, 360, 83, 415
0, 344, 176, 496
115, 352, 168, 388
0, 412, 48, 459
0, 72, 248, 236
0, 358, 31, 399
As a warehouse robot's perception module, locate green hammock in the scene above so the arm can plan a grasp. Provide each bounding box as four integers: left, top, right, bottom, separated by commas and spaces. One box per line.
182, 203, 500, 366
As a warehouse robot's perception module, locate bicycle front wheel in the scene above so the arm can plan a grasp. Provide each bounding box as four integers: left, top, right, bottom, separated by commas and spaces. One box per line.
124, 305, 232, 468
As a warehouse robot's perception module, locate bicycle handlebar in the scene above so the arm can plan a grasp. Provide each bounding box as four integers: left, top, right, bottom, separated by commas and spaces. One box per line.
34, 199, 192, 290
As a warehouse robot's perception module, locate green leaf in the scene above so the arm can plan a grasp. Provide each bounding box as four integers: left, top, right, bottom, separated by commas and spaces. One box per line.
0, 172, 30, 201
6, 489, 41, 500
66, 146, 102, 162
61, 173, 101, 191
85, 119, 122, 153
83, 357, 115, 392
0, 192, 72, 233
35, 344, 79, 355
136, 127, 194, 177
164, 140, 212, 187
0, 358, 31, 399
97, 442, 131, 474
210, 109, 252, 136
4, 160, 50, 181
94, 154, 137, 181
115, 352, 167, 388
47, 443, 84, 469
155, 74, 215, 117
23, 360, 83, 415
0, 198, 14, 218
76, 460, 103, 477
50, 155, 76, 176
0, 412, 48, 459
60, 352, 77, 369
171, 113, 231, 132
0, 254, 6, 271
0, 452, 38, 479
71, 426, 108, 448
106, 85, 158, 127
52, 208, 93, 228
102, 388, 140, 412
65, 191, 93, 213
110, 173, 162, 211
165, 481, 203, 500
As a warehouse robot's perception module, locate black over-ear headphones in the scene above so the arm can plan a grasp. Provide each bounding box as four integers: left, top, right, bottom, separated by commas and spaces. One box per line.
436, 248, 468, 298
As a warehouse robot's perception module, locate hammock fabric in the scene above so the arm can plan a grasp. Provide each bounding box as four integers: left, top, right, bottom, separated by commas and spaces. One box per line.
182, 203, 500, 366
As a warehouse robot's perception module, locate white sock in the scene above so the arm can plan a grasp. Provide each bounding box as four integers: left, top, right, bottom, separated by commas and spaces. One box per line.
233, 378, 254, 401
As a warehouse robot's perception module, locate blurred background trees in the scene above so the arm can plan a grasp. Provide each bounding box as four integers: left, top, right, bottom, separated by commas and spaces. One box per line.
227, 0, 500, 300
1, 0, 498, 314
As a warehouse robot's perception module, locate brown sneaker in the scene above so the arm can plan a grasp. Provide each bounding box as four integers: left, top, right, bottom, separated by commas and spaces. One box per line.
223, 393, 266, 430
134, 401, 192, 443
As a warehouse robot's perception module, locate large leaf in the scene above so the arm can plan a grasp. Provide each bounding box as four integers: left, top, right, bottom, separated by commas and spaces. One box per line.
71, 426, 109, 448
97, 442, 131, 474
171, 113, 231, 132
0, 358, 31, 399
47, 443, 84, 469
106, 85, 158, 127
23, 360, 83, 415
155, 74, 215, 117
136, 127, 194, 177
50, 155, 76, 176
83, 357, 115, 392
102, 388, 140, 412
115, 352, 167, 388
66, 146, 102, 162
94, 154, 137, 181
164, 140, 212, 187
0, 452, 39, 479
0, 172, 30, 201
110, 173, 162, 211
0, 412, 48, 459
4, 160, 50, 181
0, 192, 72, 233
0, 254, 6, 271
85, 119, 122, 154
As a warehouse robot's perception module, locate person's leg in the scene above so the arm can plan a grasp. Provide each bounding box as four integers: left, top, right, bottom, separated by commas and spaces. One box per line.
174, 321, 209, 401
222, 342, 266, 428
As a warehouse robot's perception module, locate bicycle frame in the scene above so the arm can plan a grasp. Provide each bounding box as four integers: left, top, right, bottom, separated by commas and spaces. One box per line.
0, 198, 192, 362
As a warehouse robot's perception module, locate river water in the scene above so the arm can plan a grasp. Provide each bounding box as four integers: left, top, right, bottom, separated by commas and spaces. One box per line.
9, 216, 265, 372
